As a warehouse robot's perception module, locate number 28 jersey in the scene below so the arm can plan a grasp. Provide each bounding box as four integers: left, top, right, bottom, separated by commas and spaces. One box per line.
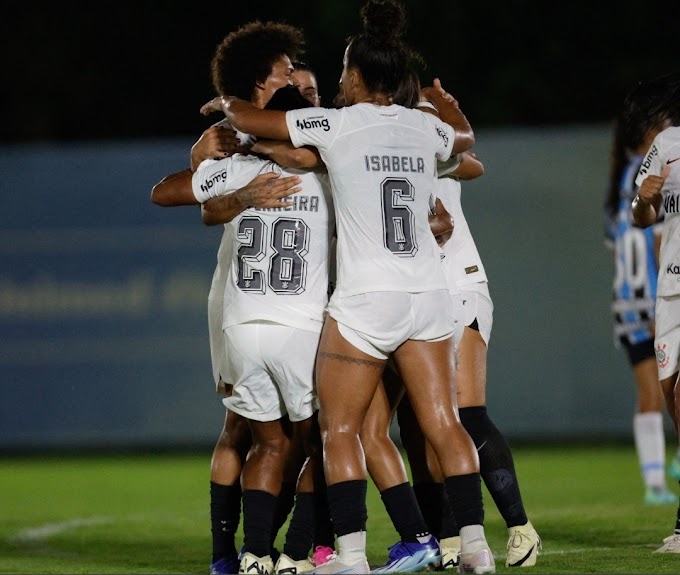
286, 103, 454, 299
192, 154, 335, 334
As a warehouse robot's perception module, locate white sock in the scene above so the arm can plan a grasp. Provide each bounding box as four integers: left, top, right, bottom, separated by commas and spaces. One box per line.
459, 524, 487, 546
337, 531, 367, 563
634, 411, 667, 490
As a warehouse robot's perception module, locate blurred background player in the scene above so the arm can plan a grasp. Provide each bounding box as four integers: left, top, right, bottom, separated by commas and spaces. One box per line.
630, 71, 680, 553
604, 73, 680, 506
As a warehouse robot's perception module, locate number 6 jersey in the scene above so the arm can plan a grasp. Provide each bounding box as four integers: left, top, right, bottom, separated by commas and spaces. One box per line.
192, 153, 335, 334
286, 103, 454, 299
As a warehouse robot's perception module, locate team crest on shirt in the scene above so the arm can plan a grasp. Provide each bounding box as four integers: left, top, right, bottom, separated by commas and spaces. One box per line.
295, 116, 330, 132
656, 343, 670, 369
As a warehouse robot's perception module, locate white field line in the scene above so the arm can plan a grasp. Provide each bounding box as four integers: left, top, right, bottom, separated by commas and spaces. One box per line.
8, 517, 113, 544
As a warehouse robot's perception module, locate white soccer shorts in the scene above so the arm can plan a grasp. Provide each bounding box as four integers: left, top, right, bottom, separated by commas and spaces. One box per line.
327, 290, 456, 360
222, 322, 320, 422
654, 295, 680, 380
208, 293, 230, 393
459, 282, 494, 346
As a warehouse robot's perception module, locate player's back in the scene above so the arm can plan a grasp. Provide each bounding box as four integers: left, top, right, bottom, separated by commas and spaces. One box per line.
222, 160, 334, 333
288, 102, 452, 298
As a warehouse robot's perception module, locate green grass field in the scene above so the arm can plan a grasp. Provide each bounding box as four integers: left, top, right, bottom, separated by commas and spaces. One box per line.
2, 444, 680, 574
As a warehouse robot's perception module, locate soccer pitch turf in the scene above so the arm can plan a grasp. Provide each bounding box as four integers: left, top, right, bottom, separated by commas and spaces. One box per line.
2, 444, 680, 574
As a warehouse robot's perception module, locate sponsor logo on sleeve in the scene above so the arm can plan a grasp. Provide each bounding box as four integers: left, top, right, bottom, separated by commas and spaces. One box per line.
295, 115, 331, 132
667, 157, 680, 165
638, 144, 659, 178
200, 168, 229, 195
435, 125, 449, 147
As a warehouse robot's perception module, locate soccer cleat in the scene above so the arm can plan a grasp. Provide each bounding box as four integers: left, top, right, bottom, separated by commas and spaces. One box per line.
670, 456, 680, 481
239, 552, 274, 575
440, 536, 460, 570
654, 534, 680, 553
505, 521, 541, 568
312, 546, 336, 567
274, 553, 314, 574
458, 538, 495, 574
312, 556, 370, 574
644, 487, 677, 506
211, 555, 240, 575
372, 535, 442, 573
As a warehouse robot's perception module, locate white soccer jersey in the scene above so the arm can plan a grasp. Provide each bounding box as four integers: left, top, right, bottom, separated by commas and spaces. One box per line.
208, 227, 230, 386
436, 175, 488, 288
636, 126, 680, 297
286, 103, 454, 299
192, 154, 334, 333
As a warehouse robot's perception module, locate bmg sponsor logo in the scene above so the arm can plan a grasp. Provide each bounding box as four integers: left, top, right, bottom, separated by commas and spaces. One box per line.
295, 116, 330, 132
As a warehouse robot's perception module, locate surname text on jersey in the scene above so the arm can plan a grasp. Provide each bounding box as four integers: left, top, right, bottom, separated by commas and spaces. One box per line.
255, 195, 320, 212
364, 155, 425, 173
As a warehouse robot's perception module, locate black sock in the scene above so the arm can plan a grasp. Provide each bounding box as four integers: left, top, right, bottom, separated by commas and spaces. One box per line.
413, 482, 444, 538
242, 489, 278, 557
460, 406, 528, 528
283, 492, 315, 560
210, 481, 241, 563
381, 482, 430, 542
272, 481, 296, 546
444, 473, 484, 528
314, 487, 335, 548
439, 487, 458, 539
326, 480, 367, 537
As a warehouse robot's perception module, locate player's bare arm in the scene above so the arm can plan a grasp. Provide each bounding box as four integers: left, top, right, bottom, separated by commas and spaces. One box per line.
191, 122, 243, 171
452, 151, 485, 180
200, 97, 290, 141
251, 140, 322, 170
201, 172, 301, 226
151, 169, 197, 207
429, 197, 454, 247
632, 165, 670, 228
420, 79, 474, 156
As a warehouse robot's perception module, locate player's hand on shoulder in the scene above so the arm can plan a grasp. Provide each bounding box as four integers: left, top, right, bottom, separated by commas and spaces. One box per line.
421, 78, 458, 107
191, 123, 243, 170
237, 172, 302, 209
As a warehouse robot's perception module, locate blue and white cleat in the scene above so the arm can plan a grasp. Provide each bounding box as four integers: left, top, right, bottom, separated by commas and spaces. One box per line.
372, 535, 441, 573
211, 554, 240, 575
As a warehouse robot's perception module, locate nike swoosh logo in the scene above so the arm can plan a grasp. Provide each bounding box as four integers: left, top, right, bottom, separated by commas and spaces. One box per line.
476, 440, 487, 452
668, 157, 680, 165
508, 544, 537, 567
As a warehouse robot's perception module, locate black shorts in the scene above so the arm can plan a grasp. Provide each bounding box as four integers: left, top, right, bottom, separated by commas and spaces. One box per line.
619, 337, 655, 367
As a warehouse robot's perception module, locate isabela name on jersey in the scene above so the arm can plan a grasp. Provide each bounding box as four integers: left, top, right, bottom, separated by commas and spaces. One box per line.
254, 195, 321, 213
364, 155, 425, 173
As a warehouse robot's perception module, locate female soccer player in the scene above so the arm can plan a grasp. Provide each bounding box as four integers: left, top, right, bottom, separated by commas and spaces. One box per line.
200, 1, 494, 573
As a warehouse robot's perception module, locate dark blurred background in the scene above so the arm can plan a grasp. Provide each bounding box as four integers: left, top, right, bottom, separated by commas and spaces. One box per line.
2, 0, 678, 143
2, 1, 680, 450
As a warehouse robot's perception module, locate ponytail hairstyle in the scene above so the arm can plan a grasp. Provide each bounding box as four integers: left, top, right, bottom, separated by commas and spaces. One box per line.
346, 0, 424, 100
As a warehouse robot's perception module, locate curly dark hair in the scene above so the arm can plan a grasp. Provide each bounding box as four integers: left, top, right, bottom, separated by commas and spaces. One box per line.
346, 0, 423, 99
210, 21, 305, 101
